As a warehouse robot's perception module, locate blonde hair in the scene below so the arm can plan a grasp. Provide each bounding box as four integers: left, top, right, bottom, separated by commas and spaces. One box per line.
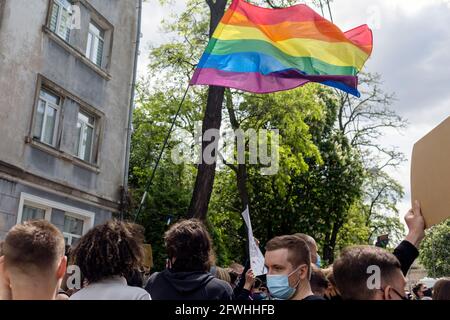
214, 267, 231, 284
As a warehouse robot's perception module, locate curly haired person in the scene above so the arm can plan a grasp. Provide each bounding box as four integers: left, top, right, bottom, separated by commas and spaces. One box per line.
69, 220, 150, 300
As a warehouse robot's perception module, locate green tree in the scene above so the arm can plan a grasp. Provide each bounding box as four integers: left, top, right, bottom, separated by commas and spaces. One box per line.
131, 0, 407, 268
419, 219, 450, 277
128, 85, 202, 270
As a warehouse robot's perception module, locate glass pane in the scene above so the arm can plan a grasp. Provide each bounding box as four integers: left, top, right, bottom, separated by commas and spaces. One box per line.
64, 215, 84, 236
96, 39, 103, 66
71, 236, 81, 245
83, 125, 93, 162
59, 0, 72, 10
78, 112, 90, 124
89, 23, 101, 37
75, 120, 82, 156
22, 205, 46, 222
40, 89, 60, 105
43, 106, 57, 145
77, 112, 95, 162
58, 7, 71, 41
92, 37, 99, 64
86, 32, 93, 58
78, 123, 87, 160
49, 3, 60, 32
33, 100, 46, 139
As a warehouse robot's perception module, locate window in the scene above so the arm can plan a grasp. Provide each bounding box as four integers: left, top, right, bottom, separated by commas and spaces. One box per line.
21, 205, 46, 222
33, 89, 60, 147
75, 111, 95, 163
86, 22, 104, 67
17, 193, 95, 246
63, 214, 84, 245
49, 0, 73, 42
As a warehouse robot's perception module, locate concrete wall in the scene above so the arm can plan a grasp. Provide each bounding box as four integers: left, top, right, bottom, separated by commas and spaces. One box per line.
0, 0, 137, 236
0, 0, 137, 205
0, 177, 112, 239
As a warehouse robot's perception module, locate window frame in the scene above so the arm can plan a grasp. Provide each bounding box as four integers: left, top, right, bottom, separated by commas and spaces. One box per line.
76, 110, 96, 163
85, 21, 105, 67
62, 212, 85, 245
28, 75, 105, 170
20, 203, 52, 223
48, 0, 73, 42
33, 88, 62, 147
16, 193, 95, 245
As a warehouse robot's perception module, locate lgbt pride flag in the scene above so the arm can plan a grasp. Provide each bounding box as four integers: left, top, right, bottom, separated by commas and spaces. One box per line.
190, 0, 373, 97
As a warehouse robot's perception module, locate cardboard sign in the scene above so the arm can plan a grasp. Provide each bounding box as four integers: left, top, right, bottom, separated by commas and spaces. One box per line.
411, 117, 450, 228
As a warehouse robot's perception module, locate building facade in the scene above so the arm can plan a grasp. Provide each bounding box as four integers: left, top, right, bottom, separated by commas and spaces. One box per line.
0, 0, 138, 244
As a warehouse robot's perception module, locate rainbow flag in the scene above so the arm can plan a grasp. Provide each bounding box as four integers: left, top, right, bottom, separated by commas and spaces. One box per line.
190, 0, 373, 97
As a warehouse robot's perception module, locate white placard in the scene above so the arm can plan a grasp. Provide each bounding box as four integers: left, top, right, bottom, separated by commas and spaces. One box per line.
241, 207, 267, 276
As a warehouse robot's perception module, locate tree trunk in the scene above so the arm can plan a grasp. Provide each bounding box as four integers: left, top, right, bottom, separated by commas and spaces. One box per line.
225, 89, 249, 211
187, 0, 228, 220
236, 164, 249, 210
188, 86, 225, 220
322, 220, 342, 264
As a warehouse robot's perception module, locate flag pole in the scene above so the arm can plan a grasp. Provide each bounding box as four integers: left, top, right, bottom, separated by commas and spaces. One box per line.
134, 84, 191, 223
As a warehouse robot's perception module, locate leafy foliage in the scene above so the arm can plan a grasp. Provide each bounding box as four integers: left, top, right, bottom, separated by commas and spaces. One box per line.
129, 0, 407, 269
419, 219, 450, 277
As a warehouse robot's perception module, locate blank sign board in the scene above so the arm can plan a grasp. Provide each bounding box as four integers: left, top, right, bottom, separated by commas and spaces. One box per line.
411, 117, 450, 228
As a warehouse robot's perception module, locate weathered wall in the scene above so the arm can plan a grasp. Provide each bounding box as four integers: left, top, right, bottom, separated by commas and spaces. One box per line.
0, 177, 112, 239
0, 0, 137, 206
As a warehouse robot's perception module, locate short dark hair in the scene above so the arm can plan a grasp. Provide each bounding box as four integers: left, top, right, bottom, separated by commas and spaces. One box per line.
3, 220, 65, 273
432, 278, 450, 300
412, 283, 424, 298
71, 220, 145, 283
265, 235, 311, 275
164, 219, 213, 272
310, 264, 329, 295
333, 246, 402, 300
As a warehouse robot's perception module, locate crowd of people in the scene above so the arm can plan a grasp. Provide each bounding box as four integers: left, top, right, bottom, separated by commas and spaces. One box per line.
0, 201, 449, 301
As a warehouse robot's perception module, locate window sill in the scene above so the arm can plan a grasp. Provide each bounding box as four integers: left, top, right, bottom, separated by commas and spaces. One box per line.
42, 26, 112, 81
27, 138, 101, 174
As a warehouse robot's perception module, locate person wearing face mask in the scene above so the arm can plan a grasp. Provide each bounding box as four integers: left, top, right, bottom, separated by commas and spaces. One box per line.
333, 201, 426, 300
264, 235, 325, 300
412, 283, 427, 300
294, 233, 321, 267
333, 245, 408, 300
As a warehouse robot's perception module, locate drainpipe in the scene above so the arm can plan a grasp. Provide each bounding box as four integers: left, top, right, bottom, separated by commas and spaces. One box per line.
122, 0, 143, 220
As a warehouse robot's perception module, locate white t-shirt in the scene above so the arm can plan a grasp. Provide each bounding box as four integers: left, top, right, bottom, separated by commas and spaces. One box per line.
69, 276, 151, 300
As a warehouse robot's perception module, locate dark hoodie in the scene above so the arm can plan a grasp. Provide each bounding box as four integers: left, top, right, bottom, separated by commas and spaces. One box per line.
145, 269, 234, 300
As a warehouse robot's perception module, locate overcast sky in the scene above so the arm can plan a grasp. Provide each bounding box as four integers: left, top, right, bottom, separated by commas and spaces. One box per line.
137, 0, 450, 221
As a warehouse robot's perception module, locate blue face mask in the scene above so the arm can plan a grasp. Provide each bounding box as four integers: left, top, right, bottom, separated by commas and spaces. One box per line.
252, 292, 268, 300
267, 266, 301, 300
316, 254, 321, 268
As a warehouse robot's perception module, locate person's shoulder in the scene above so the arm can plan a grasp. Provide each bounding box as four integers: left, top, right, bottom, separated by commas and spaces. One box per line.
126, 285, 152, 300
148, 271, 161, 280
207, 277, 234, 297
68, 288, 88, 300
209, 277, 232, 290
145, 272, 161, 286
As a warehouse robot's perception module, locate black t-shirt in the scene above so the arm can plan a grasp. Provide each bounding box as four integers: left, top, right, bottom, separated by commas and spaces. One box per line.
302, 295, 326, 301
